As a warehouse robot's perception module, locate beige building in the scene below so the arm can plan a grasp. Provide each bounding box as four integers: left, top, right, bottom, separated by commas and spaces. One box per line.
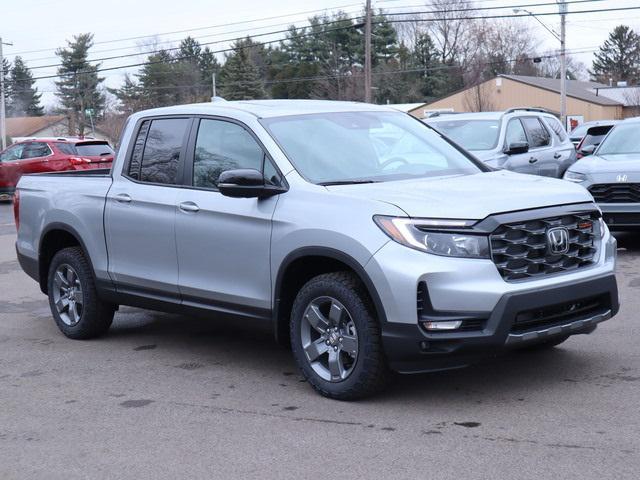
422, 75, 628, 123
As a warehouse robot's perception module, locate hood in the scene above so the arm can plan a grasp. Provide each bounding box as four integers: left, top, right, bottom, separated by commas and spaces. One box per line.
467, 150, 499, 162
327, 171, 593, 219
570, 154, 640, 174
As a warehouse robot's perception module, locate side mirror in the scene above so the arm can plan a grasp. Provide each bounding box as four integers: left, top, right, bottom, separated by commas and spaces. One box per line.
579, 144, 596, 157
217, 168, 287, 198
504, 141, 529, 155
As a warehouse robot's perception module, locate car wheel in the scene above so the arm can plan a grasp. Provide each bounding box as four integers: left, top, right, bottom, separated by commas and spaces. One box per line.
47, 247, 115, 339
290, 272, 389, 400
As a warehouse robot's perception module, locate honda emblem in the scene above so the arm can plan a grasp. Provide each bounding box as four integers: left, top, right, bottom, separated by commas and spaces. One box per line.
547, 227, 570, 255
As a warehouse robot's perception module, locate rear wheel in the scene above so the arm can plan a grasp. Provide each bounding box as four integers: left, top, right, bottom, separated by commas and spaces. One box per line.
47, 247, 114, 339
290, 272, 389, 400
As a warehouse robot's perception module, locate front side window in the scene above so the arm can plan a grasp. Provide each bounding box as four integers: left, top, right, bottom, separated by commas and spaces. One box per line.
193, 119, 267, 189
505, 119, 527, 145
21, 142, 51, 159
428, 119, 500, 151
0, 143, 25, 162
262, 112, 483, 185
522, 117, 551, 148
597, 124, 640, 156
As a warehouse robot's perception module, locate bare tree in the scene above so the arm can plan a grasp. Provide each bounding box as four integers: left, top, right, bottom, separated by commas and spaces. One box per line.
463, 81, 496, 112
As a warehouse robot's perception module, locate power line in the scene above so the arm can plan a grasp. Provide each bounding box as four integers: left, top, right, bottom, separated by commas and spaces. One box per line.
12, 1, 625, 79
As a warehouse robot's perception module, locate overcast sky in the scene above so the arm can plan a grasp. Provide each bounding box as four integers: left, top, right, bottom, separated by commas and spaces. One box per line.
2, 0, 640, 108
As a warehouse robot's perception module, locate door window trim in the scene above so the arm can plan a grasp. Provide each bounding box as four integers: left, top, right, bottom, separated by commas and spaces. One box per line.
183, 115, 288, 193
121, 115, 194, 188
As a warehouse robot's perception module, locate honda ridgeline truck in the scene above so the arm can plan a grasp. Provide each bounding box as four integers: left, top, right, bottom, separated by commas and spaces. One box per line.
14, 100, 619, 399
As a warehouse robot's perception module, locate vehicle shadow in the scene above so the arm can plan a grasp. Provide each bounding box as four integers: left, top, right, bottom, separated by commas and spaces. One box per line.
104, 306, 610, 404
613, 231, 640, 253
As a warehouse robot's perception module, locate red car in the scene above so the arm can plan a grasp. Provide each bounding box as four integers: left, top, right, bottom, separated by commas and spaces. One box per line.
0, 138, 114, 200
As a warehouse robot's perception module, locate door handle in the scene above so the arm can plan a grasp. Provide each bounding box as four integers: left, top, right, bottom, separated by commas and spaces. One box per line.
529, 157, 538, 164
114, 193, 131, 203
179, 201, 200, 213
553, 153, 562, 159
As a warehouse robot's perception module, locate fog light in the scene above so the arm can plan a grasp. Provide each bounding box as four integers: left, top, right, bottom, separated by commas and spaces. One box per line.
423, 320, 463, 331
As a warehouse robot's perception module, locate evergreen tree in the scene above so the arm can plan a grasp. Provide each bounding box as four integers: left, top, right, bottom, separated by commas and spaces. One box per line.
111, 73, 144, 114
55, 33, 105, 136
136, 50, 176, 107
1, 58, 10, 113
414, 33, 448, 99
8, 56, 43, 117
591, 25, 640, 85
219, 38, 267, 100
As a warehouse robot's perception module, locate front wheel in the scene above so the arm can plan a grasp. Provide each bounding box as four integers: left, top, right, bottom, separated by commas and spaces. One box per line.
47, 247, 114, 339
290, 272, 389, 400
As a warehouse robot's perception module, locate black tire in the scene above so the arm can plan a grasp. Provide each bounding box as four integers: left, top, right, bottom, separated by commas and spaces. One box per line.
47, 246, 114, 339
290, 271, 390, 400
518, 335, 570, 351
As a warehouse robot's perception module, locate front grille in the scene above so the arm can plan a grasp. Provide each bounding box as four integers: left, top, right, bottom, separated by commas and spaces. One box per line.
490, 212, 599, 281
512, 294, 609, 333
589, 183, 640, 203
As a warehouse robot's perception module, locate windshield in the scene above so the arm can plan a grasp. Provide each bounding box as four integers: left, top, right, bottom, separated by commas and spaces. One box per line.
427, 119, 500, 151
261, 112, 483, 184
597, 124, 640, 156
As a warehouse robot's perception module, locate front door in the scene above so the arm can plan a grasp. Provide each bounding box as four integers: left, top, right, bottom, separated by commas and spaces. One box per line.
105, 117, 191, 298
175, 117, 283, 318
503, 118, 539, 175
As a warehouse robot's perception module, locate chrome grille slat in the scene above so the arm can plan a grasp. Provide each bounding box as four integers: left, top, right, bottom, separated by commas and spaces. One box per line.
589, 183, 640, 203
490, 212, 599, 281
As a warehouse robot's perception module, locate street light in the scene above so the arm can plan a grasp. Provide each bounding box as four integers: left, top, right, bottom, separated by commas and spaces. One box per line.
513, 3, 567, 126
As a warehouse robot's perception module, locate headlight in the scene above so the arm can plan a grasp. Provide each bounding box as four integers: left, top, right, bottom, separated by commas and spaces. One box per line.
563, 171, 587, 183
374, 216, 490, 258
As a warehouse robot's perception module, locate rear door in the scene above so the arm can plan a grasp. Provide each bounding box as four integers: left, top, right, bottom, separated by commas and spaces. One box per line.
521, 117, 557, 177
0, 143, 27, 187
174, 117, 283, 317
105, 117, 192, 298
502, 118, 539, 175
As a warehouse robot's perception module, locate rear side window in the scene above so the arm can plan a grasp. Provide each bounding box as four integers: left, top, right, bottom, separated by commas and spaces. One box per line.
522, 117, 551, 148
544, 116, 567, 142
193, 119, 266, 189
127, 120, 150, 179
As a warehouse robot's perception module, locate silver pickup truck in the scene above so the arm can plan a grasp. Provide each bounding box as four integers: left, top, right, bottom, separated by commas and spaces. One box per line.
14, 100, 619, 399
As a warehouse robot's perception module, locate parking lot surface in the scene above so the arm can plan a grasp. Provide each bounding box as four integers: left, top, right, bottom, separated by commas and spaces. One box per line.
0, 202, 638, 479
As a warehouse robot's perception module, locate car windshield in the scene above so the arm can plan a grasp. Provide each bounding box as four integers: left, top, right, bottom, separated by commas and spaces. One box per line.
427, 119, 500, 151
596, 124, 640, 156
261, 112, 483, 185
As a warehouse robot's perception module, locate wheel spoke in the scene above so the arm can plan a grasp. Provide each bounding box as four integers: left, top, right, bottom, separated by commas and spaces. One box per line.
328, 301, 343, 325
304, 338, 329, 362
74, 288, 83, 305
65, 267, 75, 285
306, 304, 329, 333
340, 334, 358, 355
69, 301, 79, 323
54, 270, 69, 289
55, 296, 69, 312
328, 349, 345, 379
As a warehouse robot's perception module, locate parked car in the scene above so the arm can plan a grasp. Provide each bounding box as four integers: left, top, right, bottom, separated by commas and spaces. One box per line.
564, 117, 640, 229
569, 120, 618, 148
15, 100, 618, 400
575, 121, 619, 159
0, 138, 114, 201
425, 108, 576, 178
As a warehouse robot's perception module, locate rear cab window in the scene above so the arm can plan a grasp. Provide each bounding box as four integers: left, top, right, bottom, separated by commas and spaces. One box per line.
125, 118, 191, 185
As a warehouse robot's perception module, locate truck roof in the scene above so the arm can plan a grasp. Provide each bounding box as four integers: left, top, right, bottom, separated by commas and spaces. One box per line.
133, 99, 399, 119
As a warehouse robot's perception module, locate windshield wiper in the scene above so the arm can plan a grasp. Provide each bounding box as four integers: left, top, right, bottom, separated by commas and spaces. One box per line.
318, 179, 378, 186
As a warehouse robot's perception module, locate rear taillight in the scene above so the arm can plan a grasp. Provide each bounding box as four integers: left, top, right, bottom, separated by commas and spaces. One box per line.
13, 189, 20, 231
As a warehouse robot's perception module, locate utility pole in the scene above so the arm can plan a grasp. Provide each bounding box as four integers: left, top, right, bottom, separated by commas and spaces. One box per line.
211, 72, 217, 101
559, 0, 567, 128
364, 0, 372, 103
0, 37, 13, 151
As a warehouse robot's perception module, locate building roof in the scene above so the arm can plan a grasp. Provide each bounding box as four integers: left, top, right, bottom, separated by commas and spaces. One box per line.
6, 115, 66, 138
499, 75, 622, 106
589, 86, 640, 106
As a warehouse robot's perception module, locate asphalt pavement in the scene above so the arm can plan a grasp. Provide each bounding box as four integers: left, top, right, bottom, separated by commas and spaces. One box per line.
0, 202, 638, 479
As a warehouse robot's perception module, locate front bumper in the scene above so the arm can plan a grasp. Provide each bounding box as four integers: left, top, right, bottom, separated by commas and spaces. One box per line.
598, 203, 640, 228
382, 273, 619, 373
